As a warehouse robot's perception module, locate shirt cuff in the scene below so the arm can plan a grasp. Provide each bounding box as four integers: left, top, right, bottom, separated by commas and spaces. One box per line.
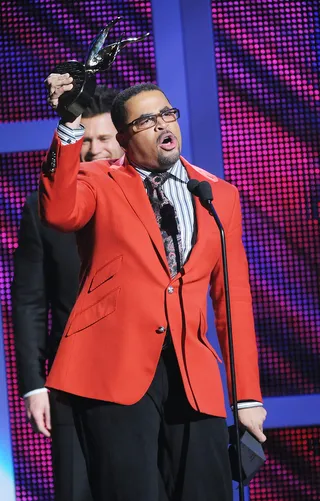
23, 388, 48, 398
57, 122, 85, 145
232, 401, 263, 410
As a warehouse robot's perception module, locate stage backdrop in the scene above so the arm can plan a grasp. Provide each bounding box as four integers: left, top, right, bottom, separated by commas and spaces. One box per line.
0, 1, 319, 500
211, 1, 320, 499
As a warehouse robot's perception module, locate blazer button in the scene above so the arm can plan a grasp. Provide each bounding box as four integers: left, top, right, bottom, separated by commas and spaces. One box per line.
168, 286, 174, 294
156, 326, 166, 334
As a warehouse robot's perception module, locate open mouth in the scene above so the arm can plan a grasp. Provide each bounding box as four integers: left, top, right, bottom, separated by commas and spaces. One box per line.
158, 132, 177, 151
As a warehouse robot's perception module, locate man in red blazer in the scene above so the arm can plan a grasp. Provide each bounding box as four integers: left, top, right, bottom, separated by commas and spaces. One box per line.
40, 72, 266, 501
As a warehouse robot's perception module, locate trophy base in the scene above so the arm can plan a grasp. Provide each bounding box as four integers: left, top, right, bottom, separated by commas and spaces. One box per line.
53, 61, 97, 121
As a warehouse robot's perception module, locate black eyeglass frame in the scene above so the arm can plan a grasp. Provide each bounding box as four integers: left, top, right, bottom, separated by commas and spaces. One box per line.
124, 107, 180, 132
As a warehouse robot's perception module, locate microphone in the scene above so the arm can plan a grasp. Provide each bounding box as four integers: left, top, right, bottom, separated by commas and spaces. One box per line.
187, 179, 213, 203
187, 179, 266, 498
186, 179, 200, 195
160, 204, 178, 235
159, 204, 181, 271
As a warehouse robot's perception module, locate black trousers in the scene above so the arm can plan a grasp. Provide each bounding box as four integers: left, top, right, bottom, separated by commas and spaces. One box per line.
50, 390, 93, 501
71, 345, 233, 501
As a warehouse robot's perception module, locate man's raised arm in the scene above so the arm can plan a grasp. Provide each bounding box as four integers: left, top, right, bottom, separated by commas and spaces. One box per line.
39, 73, 97, 231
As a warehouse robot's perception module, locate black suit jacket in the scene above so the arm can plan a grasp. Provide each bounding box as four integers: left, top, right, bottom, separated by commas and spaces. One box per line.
12, 191, 80, 396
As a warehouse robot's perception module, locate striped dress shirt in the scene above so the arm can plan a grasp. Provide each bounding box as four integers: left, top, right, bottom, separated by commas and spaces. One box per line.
134, 161, 196, 264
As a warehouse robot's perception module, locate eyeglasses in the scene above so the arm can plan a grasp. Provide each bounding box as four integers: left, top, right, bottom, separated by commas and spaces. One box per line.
125, 108, 180, 132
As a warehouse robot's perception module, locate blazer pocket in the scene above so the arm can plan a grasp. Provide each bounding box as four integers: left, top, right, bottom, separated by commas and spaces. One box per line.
66, 287, 120, 336
198, 309, 222, 362
89, 255, 123, 292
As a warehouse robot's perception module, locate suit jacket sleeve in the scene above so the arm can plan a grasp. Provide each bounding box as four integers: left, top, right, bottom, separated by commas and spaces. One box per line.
39, 132, 97, 231
12, 194, 49, 396
210, 186, 263, 405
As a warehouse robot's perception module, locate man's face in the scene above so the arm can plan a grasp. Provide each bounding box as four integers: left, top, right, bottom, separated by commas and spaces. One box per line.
118, 90, 182, 171
80, 112, 123, 162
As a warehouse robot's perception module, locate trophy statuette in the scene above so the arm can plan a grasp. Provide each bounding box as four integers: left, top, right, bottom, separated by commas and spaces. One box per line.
52, 17, 149, 121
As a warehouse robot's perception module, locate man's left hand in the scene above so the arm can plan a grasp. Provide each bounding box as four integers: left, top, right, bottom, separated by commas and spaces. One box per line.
238, 406, 267, 443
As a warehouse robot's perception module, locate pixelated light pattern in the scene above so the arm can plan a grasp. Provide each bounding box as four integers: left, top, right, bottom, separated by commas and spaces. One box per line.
211, 1, 320, 498
212, 0, 320, 399
1, 151, 55, 501
2, 0, 320, 500
0, 1, 156, 499
249, 427, 320, 500
0, 0, 156, 122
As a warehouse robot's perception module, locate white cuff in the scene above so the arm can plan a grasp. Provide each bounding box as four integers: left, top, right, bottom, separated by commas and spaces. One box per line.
232, 401, 263, 410
23, 388, 48, 398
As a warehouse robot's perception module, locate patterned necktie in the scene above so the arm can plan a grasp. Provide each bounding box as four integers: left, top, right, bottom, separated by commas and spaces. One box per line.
144, 172, 183, 277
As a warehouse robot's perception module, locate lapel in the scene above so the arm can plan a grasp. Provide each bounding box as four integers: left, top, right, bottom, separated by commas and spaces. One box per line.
180, 158, 219, 277
108, 156, 220, 280
108, 158, 170, 276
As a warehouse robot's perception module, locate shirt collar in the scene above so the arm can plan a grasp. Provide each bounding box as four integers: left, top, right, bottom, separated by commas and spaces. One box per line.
130, 158, 188, 184
109, 154, 125, 166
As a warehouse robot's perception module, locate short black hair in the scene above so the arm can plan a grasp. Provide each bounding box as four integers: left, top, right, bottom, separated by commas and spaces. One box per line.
111, 83, 167, 131
82, 85, 120, 118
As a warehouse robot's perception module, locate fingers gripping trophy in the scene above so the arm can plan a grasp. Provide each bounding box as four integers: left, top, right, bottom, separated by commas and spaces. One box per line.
45, 17, 149, 120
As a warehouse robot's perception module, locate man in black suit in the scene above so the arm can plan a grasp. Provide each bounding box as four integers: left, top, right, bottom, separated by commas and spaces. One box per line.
11, 85, 124, 501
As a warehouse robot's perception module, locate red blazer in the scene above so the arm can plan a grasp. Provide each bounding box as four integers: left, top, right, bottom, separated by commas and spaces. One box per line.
40, 133, 262, 417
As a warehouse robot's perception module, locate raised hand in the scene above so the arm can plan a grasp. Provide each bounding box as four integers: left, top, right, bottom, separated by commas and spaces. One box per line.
44, 73, 73, 110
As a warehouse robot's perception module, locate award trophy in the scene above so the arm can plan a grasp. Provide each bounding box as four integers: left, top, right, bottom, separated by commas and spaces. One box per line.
52, 17, 149, 121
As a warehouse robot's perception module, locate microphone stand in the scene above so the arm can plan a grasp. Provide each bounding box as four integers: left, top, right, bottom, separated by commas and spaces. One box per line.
203, 198, 245, 501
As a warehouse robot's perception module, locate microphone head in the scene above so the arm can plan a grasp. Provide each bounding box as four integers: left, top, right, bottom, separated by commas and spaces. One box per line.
197, 181, 213, 202
187, 179, 200, 194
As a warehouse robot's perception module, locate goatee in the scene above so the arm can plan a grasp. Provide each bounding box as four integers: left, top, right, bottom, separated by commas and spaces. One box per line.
157, 150, 180, 170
